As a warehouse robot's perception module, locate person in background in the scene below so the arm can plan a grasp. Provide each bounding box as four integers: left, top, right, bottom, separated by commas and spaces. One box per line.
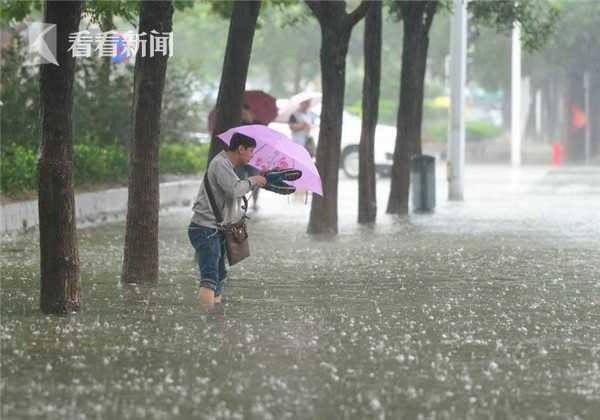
288, 99, 316, 157
289, 99, 316, 202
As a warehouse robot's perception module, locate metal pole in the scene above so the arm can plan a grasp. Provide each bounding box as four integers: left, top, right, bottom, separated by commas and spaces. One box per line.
584, 71, 591, 165
447, 0, 467, 201
511, 23, 522, 166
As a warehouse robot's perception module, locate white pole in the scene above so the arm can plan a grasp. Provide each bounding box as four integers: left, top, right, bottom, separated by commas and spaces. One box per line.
447, 0, 467, 201
584, 71, 591, 165
511, 23, 522, 166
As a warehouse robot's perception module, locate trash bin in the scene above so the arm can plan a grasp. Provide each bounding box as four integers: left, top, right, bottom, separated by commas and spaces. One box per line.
411, 154, 436, 212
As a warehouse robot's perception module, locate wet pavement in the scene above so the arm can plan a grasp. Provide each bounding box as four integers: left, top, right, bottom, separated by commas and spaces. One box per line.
1, 164, 599, 419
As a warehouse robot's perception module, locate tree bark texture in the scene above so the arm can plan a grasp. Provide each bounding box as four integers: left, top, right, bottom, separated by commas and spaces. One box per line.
387, 1, 436, 215
122, 0, 173, 285
38, 0, 82, 314
208, 0, 261, 161
98, 12, 115, 145
306, 0, 369, 235
358, 1, 382, 224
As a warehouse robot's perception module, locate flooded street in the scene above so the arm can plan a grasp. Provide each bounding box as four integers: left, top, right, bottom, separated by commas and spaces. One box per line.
2, 165, 600, 419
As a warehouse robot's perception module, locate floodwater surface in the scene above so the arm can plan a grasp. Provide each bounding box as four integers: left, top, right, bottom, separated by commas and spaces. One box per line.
1, 165, 599, 419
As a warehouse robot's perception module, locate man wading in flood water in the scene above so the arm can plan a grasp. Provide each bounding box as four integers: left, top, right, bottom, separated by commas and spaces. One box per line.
187, 133, 266, 306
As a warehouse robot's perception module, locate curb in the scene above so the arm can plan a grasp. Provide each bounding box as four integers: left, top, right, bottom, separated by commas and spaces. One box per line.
1, 179, 200, 238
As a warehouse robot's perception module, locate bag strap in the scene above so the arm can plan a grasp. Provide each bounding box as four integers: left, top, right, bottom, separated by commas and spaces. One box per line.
204, 174, 249, 225
204, 174, 223, 224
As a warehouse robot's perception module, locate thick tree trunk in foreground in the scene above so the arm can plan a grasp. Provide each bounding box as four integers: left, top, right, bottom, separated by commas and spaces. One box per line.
122, 0, 173, 285
358, 1, 382, 224
387, 1, 436, 215
38, 0, 82, 314
208, 0, 261, 161
308, 25, 349, 235
306, 0, 369, 235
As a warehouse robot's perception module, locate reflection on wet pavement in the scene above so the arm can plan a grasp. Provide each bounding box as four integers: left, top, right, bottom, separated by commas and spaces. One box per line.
2, 165, 599, 419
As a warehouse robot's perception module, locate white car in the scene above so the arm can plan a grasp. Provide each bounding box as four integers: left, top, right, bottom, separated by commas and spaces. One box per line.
269, 111, 396, 178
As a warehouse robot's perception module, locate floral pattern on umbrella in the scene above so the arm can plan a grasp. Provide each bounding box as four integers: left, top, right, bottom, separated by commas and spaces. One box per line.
217, 125, 323, 196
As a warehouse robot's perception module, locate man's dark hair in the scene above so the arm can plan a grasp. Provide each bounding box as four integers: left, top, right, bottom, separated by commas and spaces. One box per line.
229, 133, 256, 151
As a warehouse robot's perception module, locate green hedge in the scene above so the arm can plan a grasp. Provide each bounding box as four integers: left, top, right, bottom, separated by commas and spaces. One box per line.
423, 120, 449, 144
73, 144, 129, 184
0, 145, 37, 194
423, 120, 503, 143
160, 143, 208, 174
465, 121, 503, 142
0, 143, 208, 196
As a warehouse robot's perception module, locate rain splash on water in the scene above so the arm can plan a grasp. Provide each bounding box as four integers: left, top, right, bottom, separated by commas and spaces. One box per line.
1, 165, 599, 419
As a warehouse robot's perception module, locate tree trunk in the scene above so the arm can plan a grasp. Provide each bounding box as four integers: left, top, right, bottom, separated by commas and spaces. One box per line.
306, 0, 369, 235
358, 1, 381, 224
267, 59, 285, 98
122, 0, 173, 285
208, 0, 261, 161
293, 57, 303, 94
308, 23, 350, 235
387, 2, 436, 215
98, 12, 114, 145
38, 0, 82, 314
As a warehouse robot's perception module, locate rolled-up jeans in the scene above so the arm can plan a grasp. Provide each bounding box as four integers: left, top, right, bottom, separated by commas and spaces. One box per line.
188, 223, 227, 296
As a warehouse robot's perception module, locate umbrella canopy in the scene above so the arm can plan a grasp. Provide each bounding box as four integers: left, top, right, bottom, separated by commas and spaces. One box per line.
243, 90, 278, 124
208, 90, 278, 133
275, 91, 322, 122
218, 124, 323, 196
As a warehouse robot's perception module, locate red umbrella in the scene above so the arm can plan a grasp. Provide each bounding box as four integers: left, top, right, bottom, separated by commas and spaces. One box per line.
208, 90, 278, 133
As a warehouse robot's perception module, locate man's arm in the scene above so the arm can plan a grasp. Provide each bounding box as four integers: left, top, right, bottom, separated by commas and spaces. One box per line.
211, 160, 265, 199
211, 160, 253, 199
289, 114, 309, 132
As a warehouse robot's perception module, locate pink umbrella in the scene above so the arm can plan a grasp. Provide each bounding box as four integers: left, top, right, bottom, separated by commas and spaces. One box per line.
217, 124, 323, 196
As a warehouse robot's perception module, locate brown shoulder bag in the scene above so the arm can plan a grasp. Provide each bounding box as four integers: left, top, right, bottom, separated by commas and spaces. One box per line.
204, 175, 250, 266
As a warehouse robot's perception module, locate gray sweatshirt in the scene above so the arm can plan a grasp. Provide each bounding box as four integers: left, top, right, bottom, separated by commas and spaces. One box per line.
191, 151, 255, 228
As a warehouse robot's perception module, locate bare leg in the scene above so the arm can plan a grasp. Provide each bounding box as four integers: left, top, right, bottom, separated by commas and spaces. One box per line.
197, 287, 215, 306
